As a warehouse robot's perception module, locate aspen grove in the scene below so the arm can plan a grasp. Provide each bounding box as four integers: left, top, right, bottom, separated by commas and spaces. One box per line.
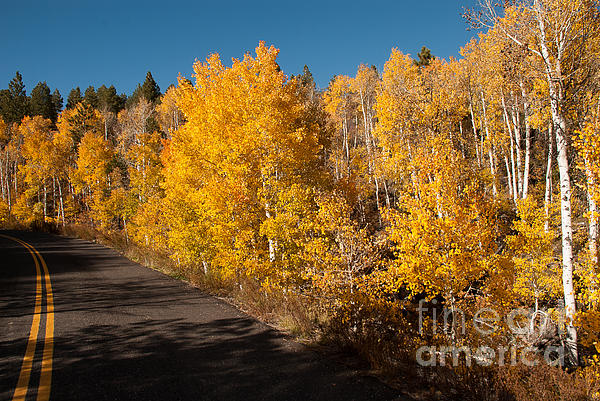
2, 1, 600, 397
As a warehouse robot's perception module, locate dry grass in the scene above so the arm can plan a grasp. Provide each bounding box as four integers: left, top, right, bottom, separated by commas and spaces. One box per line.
23, 223, 600, 401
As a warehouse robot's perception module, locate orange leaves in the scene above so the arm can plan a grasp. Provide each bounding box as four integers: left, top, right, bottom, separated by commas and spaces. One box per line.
72, 132, 119, 228
507, 198, 561, 305
19, 116, 54, 179
323, 75, 353, 120
162, 42, 327, 281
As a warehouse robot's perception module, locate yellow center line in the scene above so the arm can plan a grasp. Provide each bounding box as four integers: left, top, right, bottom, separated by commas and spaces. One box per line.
30, 243, 54, 401
1, 234, 54, 401
0, 234, 42, 401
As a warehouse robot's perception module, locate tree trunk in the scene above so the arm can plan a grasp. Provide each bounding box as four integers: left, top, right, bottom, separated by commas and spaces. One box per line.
502, 95, 519, 203
458, 121, 466, 159
511, 103, 523, 196
544, 125, 553, 232
526, 0, 578, 363
43, 182, 47, 221
480, 92, 497, 197
505, 155, 514, 198
469, 101, 482, 168
374, 174, 381, 226
585, 157, 598, 305
521, 82, 532, 199
383, 179, 391, 208
552, 95, 578, 364
58, 180, 65, 226
123, 217, 129, 244
265, 202, 276, 262
509, 129, 518, 206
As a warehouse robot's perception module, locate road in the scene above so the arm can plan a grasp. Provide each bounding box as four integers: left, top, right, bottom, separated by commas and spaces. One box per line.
0, 230, 403, 401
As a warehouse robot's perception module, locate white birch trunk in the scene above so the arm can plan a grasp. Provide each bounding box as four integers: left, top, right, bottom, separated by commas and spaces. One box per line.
585, 158, 598, 305
544, 126, 553, 232
505, 155, 514, 198
530, 3, 578, 362
469, 101, 482, 168
480, 92, 497, 197
265, 203, 276, 262
520, 82, 532, 199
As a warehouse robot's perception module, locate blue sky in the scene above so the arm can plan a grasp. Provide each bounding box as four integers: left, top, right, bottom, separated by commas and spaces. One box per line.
1, 0, 479, 99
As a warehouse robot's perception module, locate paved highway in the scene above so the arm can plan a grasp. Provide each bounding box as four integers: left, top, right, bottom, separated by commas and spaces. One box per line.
0, 231, 403, 401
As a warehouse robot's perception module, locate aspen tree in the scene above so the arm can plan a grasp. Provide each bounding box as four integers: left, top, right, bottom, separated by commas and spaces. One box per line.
470, 0, 600, 363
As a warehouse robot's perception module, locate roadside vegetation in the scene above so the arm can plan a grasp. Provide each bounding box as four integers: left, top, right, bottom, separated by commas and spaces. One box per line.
2, 1, 600, 399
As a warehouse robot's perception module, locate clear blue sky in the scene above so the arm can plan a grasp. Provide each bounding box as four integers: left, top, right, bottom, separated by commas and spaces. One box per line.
1, 0, 479, 99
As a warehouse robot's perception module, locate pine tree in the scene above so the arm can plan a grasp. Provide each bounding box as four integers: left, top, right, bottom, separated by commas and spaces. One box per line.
414, 46, 434, 67
1, 71, 30, 124
97, 85, 122, 114
83, 86, 98, 108
30, 81, 54, 121
51, 89, 63, 118
299, 65, 316, 90
0, 90, 12, 124
66, 87, 82, 109
125, 84, 143, 109
141, 71, 161, 103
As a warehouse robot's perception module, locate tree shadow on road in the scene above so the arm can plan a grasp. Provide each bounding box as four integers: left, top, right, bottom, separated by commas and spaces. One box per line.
0, 231, 403, 401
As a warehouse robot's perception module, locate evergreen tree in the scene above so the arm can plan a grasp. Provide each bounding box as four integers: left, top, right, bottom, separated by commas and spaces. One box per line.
1, 71, 30, 123
97, 85, 122, 114
141, 71, 161, 103
66, 102, 102, 145
414, 46, 435, 67
0, 90, 12, 124
84, 86, 98, 108
66, 87, 82, 109
117, 93, 127, 110
297, 65, 318, 103
299, 65, 316, 90
30, 81, 54, 121
126, 84, 143, 109
52, 89, 63, 117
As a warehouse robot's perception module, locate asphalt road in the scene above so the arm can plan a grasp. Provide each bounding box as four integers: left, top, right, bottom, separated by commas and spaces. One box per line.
0, 230, 403, 401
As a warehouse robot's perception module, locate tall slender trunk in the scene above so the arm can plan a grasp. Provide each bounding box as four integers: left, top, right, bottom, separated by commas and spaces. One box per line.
544, 126, 554, 232
383, 179, 391, 208
58, 180, 65, 226
481, 92, 497, 197
265, 202, 276, 262
585, 158, 598, 304
530, 3, 578, 362
469, 101, 482, 168
505, 155, 514, 198
521, 82, 532, 198
555, 107, 577, 364
374, 175, 381, 226
123, 218, 129, 244
509, 128, 518, 206
14, 161, 18, 196
522, 123, 531, 199
502, 95, 519, 202
343, 116, 349, 174
510, 101, 524, 196
458, 121, 466, 159
43, 182, 47, 220
359, 90, 371, 158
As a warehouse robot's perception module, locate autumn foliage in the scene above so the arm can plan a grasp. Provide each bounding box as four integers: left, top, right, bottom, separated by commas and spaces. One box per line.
2, 3, 600, 396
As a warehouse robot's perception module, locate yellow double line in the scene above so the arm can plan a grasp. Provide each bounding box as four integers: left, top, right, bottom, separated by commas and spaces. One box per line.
1, 234, 54, 401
